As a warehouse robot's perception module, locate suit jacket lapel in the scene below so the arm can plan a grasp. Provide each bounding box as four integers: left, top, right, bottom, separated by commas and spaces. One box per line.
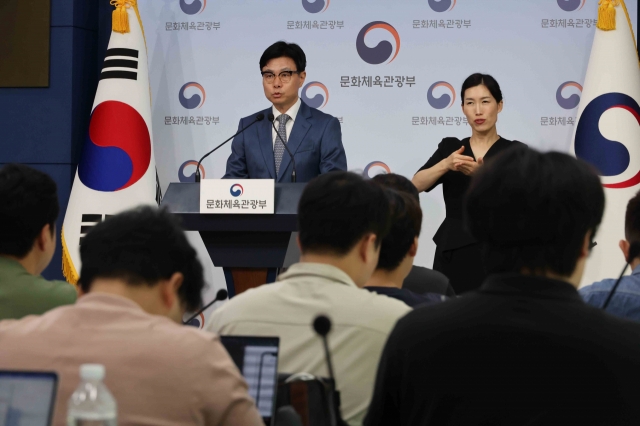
277, 101, 311, 182
258, 108, 276, 179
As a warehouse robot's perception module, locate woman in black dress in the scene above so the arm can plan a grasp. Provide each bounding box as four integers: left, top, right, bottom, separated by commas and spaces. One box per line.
412, 73, 524, 294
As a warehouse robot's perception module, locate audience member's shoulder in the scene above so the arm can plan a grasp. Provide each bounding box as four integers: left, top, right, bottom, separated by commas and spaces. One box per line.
579, 279, 615, 296
359, 289, 411, 328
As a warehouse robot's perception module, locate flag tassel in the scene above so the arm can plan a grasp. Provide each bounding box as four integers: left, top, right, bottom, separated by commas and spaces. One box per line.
61, 227, 79, 285
111, 0, 136, 34
597, 0, 619, 31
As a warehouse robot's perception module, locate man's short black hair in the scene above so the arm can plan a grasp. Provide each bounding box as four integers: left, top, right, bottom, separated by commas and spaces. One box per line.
78, 206, 205, 312
0, 164, 59, 258
465, 148, 604, 276
625, 191, 640, 247
376, 188, 422, 271
372, 173, 420, 203
260, 41, 306, 72
298, 171, 391, 255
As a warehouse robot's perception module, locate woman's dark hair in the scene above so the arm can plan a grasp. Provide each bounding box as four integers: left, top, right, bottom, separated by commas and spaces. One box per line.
79, 206, 205, 312
260, 41, 306, 72
0, 164, 59, 258
461, 73, 503, 105
298, 171, 391, 255
465, 147, 604, 277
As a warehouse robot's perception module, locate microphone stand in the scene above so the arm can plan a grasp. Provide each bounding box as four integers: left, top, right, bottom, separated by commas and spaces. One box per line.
194, 114, 265, 182
183, 289, 228, 324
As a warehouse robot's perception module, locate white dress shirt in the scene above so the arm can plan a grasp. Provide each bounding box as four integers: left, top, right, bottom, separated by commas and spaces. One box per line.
271, 97, 302, 148
206, 262, 411, 426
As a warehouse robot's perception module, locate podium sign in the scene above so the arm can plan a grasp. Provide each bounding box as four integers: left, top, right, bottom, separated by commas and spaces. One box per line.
199, 179, 275, 214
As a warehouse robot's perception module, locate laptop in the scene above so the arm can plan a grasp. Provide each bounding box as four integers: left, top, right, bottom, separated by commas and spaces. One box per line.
220, 336, 279, 426
0, 371, 58, 426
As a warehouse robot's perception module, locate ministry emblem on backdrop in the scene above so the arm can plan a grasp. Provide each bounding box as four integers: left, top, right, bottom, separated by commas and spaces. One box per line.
428, 0, 456, 12
302, 0, 330, 13
427, 81, 456, 109
179, 82, 206, 109
356, 22, 400, 65
302, 82, 329, 109
180, 0, 206, 15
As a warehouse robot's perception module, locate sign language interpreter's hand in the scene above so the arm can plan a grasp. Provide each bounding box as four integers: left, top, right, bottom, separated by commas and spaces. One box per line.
448, 146, 483, 176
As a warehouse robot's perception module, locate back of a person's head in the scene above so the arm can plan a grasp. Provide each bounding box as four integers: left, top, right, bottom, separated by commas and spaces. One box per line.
0, 164, 59, 258
372, 173, 420, 202
373, 175, 422, 271
298, 171, 391, 255
465, 147, 604, 276
625, 191, 640, 255
79, 206, 204, 312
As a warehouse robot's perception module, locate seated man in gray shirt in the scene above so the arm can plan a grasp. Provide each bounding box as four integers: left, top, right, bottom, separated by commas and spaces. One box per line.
580, 190, 640, 321
207, 171, 411, 426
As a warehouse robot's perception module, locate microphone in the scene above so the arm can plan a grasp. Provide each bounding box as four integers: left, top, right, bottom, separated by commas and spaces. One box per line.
194, 113, 265, 182
313, 315, 346, 426
268, 113, 297, 183
183, 289, 228, 325
601, 242, 640, 311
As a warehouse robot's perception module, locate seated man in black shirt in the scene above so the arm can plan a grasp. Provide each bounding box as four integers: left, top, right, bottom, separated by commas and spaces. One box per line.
365, 149, 640, 425
364, 173, 445, 307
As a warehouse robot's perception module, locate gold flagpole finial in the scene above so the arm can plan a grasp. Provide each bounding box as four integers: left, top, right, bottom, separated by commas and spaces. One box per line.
110, 0, 137, 34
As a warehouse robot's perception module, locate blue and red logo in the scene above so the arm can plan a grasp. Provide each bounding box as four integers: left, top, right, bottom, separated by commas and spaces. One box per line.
180, 0, 206, 15
428, 81, 456, 109
575, 92, 640, 189
230, 184, 244, 197
356, 22, 400, 65
556, 81, 583, 109
363, 161, 391, 178
302, 82, 329, 109
302, 0, 329, 13
178, 160, 205, 182
557, 0, 586, 11
179, 82, 206, 109
429, 0, 456, 12
78, 101, 151, 192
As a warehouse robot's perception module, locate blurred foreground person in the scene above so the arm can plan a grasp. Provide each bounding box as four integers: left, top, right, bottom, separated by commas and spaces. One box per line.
0, 206, 263, 426
366, 149, 640, 426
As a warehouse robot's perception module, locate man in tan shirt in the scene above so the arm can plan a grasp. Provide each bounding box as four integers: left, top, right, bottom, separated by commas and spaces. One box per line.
0, 206, 262, 426
207, 172, 411, 426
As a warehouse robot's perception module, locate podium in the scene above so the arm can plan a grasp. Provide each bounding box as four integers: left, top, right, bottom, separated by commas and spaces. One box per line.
160, 182, 305, 296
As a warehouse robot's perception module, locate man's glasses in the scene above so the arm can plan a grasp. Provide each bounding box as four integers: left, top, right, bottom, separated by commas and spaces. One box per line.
261, 70, 299, 84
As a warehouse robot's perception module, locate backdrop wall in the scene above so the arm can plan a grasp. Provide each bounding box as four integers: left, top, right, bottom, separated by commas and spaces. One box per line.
139, 0, 638, 275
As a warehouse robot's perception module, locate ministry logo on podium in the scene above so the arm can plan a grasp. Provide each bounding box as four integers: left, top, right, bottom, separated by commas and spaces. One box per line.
230, 184, 244, 197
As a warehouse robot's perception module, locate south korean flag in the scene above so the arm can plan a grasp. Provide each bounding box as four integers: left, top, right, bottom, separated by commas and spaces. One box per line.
61, 0, 157, 284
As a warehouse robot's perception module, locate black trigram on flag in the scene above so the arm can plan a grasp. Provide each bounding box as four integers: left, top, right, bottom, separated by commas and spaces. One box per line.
100, 48, 138, 81
79, 214, 113, 245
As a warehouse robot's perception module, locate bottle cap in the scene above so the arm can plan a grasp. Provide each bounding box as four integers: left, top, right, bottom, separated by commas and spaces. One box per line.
80, 364, 105, 381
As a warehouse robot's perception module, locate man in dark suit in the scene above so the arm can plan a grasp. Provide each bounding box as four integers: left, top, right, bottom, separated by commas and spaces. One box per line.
224, 41, 347, 182
365, 148, 640, 426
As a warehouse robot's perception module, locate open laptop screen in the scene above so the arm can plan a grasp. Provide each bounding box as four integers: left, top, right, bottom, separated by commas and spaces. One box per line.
0, 371, 57, 426
220, 336, 279, 425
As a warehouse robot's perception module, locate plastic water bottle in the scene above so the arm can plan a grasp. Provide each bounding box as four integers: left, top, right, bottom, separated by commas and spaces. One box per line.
67, 364, 117, 426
